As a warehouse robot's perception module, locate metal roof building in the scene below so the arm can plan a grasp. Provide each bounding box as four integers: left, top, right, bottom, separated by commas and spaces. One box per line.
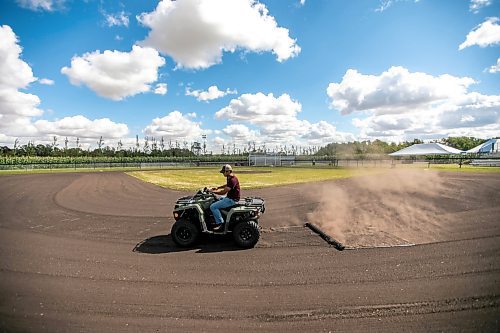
389, 143, 464, 156
466, 139, 499, 154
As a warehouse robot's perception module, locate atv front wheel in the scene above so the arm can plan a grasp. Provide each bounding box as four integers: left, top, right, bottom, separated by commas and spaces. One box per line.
171, 219, 199, 247
233, 220, 260, 248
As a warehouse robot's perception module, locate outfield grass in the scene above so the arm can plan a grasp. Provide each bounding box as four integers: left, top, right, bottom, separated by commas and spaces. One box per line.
128, 164, 500, 190
127, 167, 386, 191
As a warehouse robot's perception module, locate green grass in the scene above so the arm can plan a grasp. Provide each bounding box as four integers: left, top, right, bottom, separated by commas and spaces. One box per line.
127, 167, 384, 191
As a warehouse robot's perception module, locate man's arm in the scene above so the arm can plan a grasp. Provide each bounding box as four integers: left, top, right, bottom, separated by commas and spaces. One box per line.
211, 185, 231, 195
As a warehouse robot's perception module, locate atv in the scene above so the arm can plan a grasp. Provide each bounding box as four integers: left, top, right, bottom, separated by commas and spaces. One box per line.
171, 188, 265, 248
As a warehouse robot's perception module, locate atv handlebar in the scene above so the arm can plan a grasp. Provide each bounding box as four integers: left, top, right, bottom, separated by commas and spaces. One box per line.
195, 187, 217, 199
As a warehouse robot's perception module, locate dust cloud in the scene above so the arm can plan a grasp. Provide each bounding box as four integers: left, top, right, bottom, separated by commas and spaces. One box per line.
305, 169, 451, 248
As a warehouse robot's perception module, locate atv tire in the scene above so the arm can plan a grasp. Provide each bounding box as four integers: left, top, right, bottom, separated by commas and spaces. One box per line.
233, 220, 260, 248
171, 219, 199, 247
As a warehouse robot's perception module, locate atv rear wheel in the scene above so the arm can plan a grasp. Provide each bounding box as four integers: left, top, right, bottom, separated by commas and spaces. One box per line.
233, 220, 260, 248
171, 219, 199, 247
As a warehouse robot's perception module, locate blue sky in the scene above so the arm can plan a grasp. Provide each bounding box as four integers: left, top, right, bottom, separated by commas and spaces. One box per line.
0, 0, 499, 152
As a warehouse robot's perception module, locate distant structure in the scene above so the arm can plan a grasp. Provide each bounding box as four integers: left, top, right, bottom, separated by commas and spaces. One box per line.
389, 143, 464, 156
466, 139, 499, 155
248, 153, 295, 166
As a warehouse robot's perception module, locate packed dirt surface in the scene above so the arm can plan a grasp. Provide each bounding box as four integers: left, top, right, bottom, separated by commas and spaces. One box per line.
0, 171, 499, 332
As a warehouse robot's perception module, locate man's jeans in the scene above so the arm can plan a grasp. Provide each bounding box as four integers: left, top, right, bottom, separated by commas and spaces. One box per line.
210, 197, 237, 225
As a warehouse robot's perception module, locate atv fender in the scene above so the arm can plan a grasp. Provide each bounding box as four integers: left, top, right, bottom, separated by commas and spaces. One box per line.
173, 205, 209, 232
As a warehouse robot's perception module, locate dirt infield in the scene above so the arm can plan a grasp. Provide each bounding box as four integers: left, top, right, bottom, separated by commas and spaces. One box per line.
0, 171, 499, 332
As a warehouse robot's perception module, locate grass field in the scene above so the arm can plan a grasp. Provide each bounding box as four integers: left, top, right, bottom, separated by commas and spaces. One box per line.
127, 164, 500, 190
126, 167, 383, 191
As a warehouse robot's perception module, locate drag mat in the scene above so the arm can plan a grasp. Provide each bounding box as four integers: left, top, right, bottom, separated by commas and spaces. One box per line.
304, 222, 345, 250
0, 171, 499, 332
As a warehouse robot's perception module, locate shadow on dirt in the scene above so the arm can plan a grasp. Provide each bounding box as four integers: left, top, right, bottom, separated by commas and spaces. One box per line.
133, 234, 247, 254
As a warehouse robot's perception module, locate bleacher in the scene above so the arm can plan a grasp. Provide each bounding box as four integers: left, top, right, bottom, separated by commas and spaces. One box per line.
471, 158, 500, 167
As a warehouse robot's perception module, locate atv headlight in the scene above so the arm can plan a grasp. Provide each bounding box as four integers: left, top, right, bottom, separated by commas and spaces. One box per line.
173, 211, 181, 220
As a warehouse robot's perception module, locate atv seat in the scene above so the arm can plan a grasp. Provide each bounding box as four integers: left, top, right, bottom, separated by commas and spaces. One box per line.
220, 199, 246, 213
220, 203, 242, 213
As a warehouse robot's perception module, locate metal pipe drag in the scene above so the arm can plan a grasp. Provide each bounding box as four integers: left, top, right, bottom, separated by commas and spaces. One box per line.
304, 222, 345, 251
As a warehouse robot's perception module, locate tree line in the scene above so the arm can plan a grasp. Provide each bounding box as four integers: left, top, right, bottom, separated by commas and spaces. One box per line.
313, 137, 488, 158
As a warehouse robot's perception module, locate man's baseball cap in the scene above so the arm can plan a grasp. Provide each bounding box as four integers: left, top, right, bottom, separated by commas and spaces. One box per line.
220, 164, 233, 173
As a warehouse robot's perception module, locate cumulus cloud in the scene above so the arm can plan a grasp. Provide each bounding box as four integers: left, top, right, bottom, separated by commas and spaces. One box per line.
222, 124, 258, 142
143, 111, 203, 140
61, 45, 166, 100
327, 66, 500, 141
0, 25, 43, 138
469, 0, 492, 13
0, 25, 37, 90
16, 0, 65, 11
137, 0, 300, 69
327, 66, 475, 115
459, 17, 500, 50
154, 83, 168, 95
216, 92, 302, 123
105, 11, 130, 27
186, 85, 237, 101
487, 58, 500, 73
215, 92, 353, 145
34, 116, 129, 139
302, 121, 355, 144
375, 0, 420, 12
39, 78, 54, 85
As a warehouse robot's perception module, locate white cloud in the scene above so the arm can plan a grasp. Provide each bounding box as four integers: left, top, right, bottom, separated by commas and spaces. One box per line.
327, 66, 475, 115
328, 66, 500, 141
34, 115, 129, 139
0, 89, 42, 118
105, 11, 130, 27
459, 17, 500, 50
299, 0, 306, 5
215, 92, 353, 145
216, 92, 302, 123
0, 25, 43, 138
186, 85, 237, 101
16, 0, 65, 11
61, 45, 166, 100
487, 58, 500, 73
143, 111, 203, 140
0, 25, 37, 89
39, 78, 54, 85
302, 121, 355, 144
222, 124, 258, 143
375, 0, 419, 12
154, 83, 168, 95
469, 0, 492, 13
137, 0, 300, 69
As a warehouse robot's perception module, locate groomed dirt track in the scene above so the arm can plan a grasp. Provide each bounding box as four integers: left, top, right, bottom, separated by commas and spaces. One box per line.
0, 171, 499, 332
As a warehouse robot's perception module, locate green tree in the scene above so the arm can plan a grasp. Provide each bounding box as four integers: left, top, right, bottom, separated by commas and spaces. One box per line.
441, 136, 485, 151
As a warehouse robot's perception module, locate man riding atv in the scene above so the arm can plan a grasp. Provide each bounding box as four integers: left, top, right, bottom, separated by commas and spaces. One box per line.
171, 165, 265, 248
209, 164, 240, 231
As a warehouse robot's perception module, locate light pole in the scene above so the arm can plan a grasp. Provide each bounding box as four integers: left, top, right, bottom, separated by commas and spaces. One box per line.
202, 134, 207, 155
